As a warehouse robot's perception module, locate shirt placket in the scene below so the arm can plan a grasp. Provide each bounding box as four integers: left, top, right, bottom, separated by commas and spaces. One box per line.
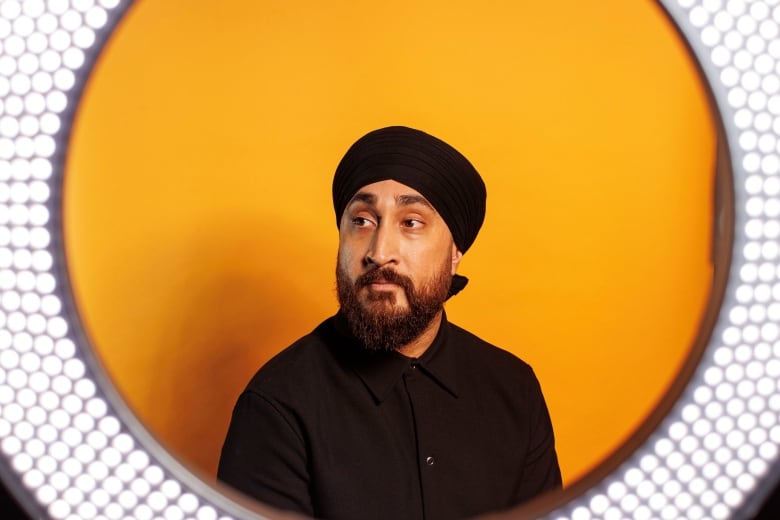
402, 360, 439, 520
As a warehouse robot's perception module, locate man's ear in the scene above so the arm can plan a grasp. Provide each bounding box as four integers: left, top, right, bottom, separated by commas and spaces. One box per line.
451, 244, 463, 275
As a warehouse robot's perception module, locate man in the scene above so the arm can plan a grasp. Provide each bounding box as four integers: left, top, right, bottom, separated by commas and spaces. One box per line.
218, 126, 561, 519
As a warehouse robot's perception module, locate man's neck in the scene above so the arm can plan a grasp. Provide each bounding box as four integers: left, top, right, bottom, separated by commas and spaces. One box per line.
396, 311, 443, 359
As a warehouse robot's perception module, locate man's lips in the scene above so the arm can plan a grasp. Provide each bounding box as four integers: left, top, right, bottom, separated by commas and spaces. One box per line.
357, 269, 410, 292
368, 280, 400, 290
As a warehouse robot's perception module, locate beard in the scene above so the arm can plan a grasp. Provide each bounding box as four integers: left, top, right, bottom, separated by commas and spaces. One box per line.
336, 258, 452, 352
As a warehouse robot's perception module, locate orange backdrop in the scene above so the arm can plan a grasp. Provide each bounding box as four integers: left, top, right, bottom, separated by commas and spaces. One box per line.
64, 0, 716, 488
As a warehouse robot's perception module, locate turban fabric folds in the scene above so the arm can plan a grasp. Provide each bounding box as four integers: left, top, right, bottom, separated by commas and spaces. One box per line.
332, 126, 487, 254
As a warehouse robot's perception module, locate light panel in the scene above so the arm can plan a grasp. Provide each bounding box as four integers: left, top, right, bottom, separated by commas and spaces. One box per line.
0, 0, 778, 519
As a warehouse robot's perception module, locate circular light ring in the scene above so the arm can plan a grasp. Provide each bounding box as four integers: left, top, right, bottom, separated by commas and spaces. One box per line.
0, 0, 777, 519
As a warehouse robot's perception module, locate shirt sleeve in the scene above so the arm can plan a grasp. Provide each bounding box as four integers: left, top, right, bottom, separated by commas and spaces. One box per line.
217, 390, 314, 516
515, 371, 563, 502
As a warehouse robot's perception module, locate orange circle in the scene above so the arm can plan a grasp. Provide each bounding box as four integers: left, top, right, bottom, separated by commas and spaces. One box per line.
65, 0, 716, 485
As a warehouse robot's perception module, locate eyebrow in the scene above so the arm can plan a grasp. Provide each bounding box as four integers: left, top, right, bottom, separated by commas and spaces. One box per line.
347, 191, 436, 212
396, 194, 435, 211
349, 192, 376, 206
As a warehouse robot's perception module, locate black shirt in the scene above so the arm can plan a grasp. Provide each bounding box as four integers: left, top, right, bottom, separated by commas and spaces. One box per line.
218, 312, 561, 519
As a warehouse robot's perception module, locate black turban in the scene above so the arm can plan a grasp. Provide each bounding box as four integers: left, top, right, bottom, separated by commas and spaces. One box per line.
332, 126, 487, 254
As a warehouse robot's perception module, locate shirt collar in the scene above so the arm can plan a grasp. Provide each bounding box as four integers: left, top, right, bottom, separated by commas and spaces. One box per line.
330, 311, 459, 403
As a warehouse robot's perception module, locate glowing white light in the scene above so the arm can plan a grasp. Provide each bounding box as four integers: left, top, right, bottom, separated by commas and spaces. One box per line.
102, 474, 122, 496
49, 30, 71, 52
47, 316, 68, 339
30, 71, 52, 93
19, 353, 40, 373
7, 368, 27, 389
26, 32, 49, 55
119, 488, 139, 509
0, 117, 21, 139
45, 91, 67, 113
62, 396, 83, 417
740, 131, 758, 149
19, 115, 40, 136
40, 295, 59, 316
712, 45, 733, 65
53, 69, 75, 92
713, 11, 734, 31
162, 480, 182, 500
88, 461, 108, 482
85, 397, 106, 419
165, 505, 185, 520
144, 466, 165, 486
3, 34, 26, 58
24, 92, 46, 115
85, 7, 108, 29
98, 416, 120, 438
127, 450, 149, 471
17, 54, 39, 76
36, 452, 56, 474
112, 433, 132, 455
39, 391, 59, 412
726, 0, 747, 17
49, 498, 71, 519
30, 157, 51, 179
736, 13, 758, 36
625, 468, 644, 487
692, 7, 712, 27
97, 0, 122, 9
27, 369, 49, 392
33, 134, 55, 157
61, 10, 83, 32
62, 457, 82, 478
39, 50, 62, 72
762, 155, 780, 174
135, 504, 154, 520
100, 447, 121, 468
116, 463, 135, 483
35, 484, 56, 506
148, 491, 168, 512
41, 356, 63, 377
88, 489, 109, 514
73, 412, 94, 434
11, 74, 32, 100
51, 375, 72, 396
23, 468, 44, 488
197, 506, 218, 520
131, 477, 150, 498
62, 48, 85, 70
178, 493, 198, 514
72, 27, 95, 48
760, 19, 779, 40
748, 91, 768, 110
735, 107, 754, 127
39, 113, 59, 134
86, 431, 107, 451
76, 501, 97, 520
754, 111, 772, 131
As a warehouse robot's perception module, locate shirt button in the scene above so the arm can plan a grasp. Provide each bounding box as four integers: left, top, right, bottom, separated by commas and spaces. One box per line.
411, 363, 419, 370
425, 456, 435, 466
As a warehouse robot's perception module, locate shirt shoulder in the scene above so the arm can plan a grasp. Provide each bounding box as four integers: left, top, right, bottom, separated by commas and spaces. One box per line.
440, 321, 549, 407
242, 316, 347, 399
445, 321, 535, 375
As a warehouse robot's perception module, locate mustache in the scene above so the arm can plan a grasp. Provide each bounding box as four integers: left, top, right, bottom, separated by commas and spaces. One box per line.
356, 268, 413, 291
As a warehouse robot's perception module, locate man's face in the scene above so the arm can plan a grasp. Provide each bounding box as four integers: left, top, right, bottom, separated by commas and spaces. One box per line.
336, 179, 463, 351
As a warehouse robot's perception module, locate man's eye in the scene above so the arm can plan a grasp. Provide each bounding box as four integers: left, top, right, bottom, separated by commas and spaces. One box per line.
402, 219, 423, 228
352, 217, 373, 227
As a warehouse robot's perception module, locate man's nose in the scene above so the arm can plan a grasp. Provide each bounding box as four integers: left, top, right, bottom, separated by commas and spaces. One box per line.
365, 222, 399, 267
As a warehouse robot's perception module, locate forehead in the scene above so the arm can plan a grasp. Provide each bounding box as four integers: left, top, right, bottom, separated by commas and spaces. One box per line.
348, 179, 434, 208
